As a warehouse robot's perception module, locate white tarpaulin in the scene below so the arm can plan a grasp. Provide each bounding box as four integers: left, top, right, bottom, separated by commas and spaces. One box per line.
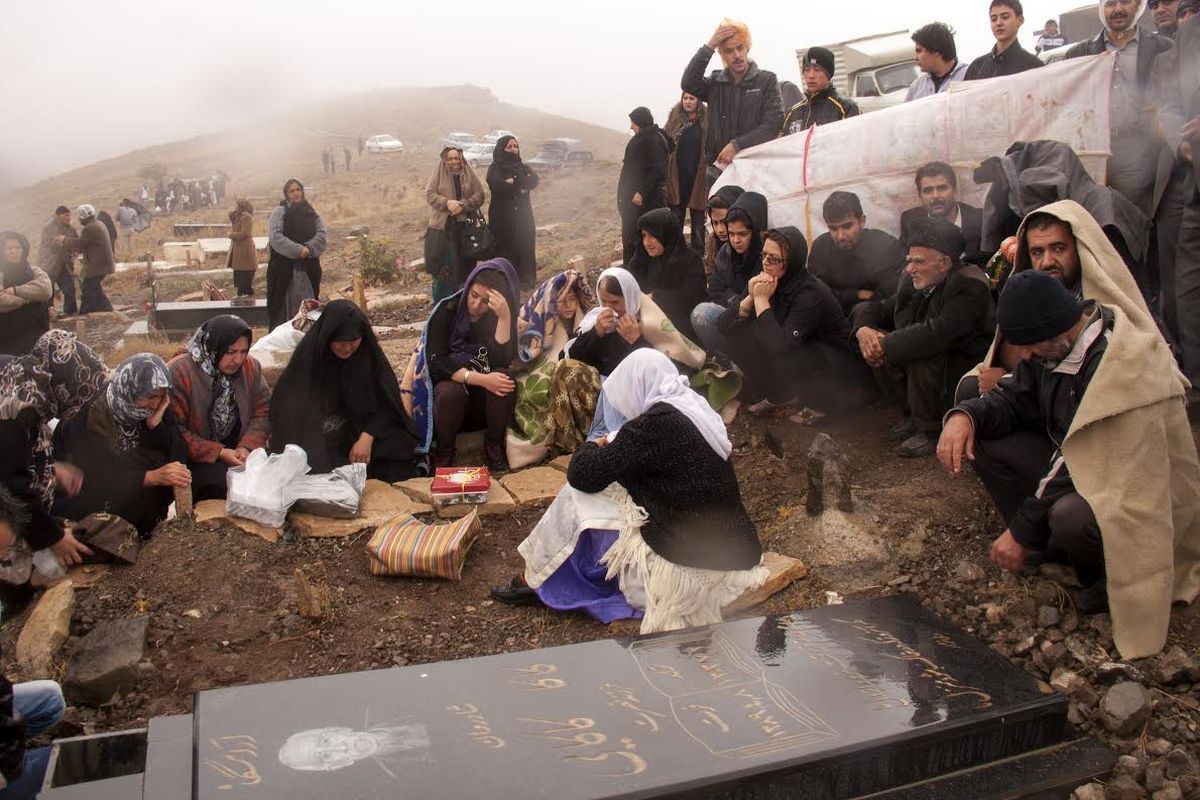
714, 53, 1115, 244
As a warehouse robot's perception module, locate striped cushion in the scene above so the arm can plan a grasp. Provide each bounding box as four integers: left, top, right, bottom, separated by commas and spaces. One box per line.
366, 510, 480, 580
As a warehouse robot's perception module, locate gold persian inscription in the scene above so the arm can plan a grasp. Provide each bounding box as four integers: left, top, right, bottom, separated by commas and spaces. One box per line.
833, 618, 994, 709
518, 717, 648, 777
600, 683, 667, 733
446, 703, 507, 750
205, 735, 262, 791
510, 663, 567, 692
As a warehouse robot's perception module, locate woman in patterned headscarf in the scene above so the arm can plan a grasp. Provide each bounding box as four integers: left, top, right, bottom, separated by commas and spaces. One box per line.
0, 330, 106, 566
54, 353, 189, 535
168, 315, 272, 501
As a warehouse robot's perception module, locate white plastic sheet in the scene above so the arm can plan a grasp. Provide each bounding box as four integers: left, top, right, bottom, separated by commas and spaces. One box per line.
288, 463, 368, 519
226, 445, 310, 528
715, 54, 1115, 244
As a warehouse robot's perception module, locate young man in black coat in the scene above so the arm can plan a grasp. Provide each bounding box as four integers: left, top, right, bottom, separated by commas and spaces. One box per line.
964, 0, 1044, 81
807, 191, 907, 317
617, 108, 670, 264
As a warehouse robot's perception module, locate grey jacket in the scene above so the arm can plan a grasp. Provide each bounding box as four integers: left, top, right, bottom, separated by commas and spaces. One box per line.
904, 61, 969, 102
267, 205, 327, 261
681, 46, 784, 168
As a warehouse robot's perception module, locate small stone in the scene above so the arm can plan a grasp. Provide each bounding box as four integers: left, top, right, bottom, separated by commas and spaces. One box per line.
1038, 605, 1062, 628
1145, 738, 1173, 757
1096, 662, 1148, 685
1104, 774, 1147, 800
804, 434, 853, 514
1112, 754, 1144, 781
1099, 681, 1152, 736
1150, 646, 1200, 685
955, 560, 985, 583
499, 467, 567, 507
1041, 640, 1069, 667
1005, 596, 1038, 622
1146, 763, 1166, 792
1150, 783, 1181, 800
1014, 635, 1039, 656
1163, 749, 1197, 781
65, 618, 148, 705
1034, 583, 1060, 606
1051, 668, 1083, 694
183, 609, 202, 619
984, 603, 1004, 623
1072, 783, 1107, 800
887, 575, 913, 587
16, 581, 76, 677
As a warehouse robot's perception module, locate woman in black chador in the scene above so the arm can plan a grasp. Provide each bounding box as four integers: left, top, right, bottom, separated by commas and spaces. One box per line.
486, 136, 540, 290
270, 300, 422, 480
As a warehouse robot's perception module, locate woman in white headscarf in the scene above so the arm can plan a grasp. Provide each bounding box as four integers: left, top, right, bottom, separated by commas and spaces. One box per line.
493, 349, 766, 634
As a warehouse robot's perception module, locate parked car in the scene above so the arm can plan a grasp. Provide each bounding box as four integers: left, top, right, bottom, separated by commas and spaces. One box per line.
527, 138, 594, 171
481, 130, 517, 146
464, 143, 494, 169
365, 134, 404, 153
442, 132, 480, 150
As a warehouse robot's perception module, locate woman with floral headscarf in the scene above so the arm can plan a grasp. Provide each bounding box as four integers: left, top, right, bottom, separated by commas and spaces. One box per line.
169, 315, 272, 501
54, 353, 189, 535
0, 331, 105, 566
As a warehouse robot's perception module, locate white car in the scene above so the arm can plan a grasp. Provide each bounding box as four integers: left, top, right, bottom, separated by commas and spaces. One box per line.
481, 130, 517, 146
365, 134, 404, 153
464, 143, 494, 169
442, 132, 480, 150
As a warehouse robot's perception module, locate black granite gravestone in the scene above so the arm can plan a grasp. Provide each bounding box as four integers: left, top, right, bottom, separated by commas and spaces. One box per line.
191, 596, 1071, 800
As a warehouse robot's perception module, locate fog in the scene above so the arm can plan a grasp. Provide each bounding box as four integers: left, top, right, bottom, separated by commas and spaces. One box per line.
2, 0, 1079, 191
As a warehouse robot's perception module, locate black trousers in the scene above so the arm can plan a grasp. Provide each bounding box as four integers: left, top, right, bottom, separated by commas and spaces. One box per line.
1171, 178, 1200, 389
79, 276, 112, 314
433, 376, 517, 464
619, 204, 641, 264
233, 269, 254, 296
872, 356, 947, 433
671, 206, 705, 254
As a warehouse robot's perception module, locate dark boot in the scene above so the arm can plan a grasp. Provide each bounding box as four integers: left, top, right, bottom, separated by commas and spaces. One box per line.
485, 443, 510, 474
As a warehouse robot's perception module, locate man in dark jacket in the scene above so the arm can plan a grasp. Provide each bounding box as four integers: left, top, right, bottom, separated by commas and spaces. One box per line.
808, 191, 907, 316
64, 205, 114, 314
852, 218, 996, 457
37, 206, 77, 316
900, 162, 986, 266
965, 0, 1044, 80
618, 107, 670, 263
1152, 0, 1182, 37
938, 270, 1111, 611
0, 486, 67, 798
681, 20, 784, 181
779, 47, 860, 136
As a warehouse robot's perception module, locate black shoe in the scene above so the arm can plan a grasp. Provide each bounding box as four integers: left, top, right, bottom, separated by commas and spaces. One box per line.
887, 417, 918, 441
490, 578, 542, 606
897, 431, 936, 458
485, 444, 510, 474
1072, 582, 1110, 615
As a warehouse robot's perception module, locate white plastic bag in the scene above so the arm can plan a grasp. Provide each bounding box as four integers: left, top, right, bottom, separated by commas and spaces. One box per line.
288, 463, 367, 519
226, 446, 310, 527
248, 322, 306, 369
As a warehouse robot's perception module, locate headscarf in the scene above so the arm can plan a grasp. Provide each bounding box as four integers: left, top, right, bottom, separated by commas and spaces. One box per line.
628, 208, 705, 299
279, 179, 319, 249
229, 197, 254, 225
0, 331, 108, 505
449, 259, 520, 369
1098, 0, 1147, 27
0, 231, 33, 288
76, 204, 96, 222
106, 354, 171, 452
575, 267, 643, 334
186, 315, 252, 443
708, 185, 745, 213
767, 226, 811, 286
724, 191, 768, 282
491, 135, 521, 167
604, 349, 732, 460
517, 270, 595, 362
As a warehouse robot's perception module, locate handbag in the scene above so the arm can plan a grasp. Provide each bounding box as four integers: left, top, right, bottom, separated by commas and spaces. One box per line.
366, 510, 480, 580
459, 211, 496, 260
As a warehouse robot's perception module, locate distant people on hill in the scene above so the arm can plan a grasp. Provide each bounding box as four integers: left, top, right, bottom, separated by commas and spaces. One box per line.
617, 107, 669, 264
321, 150, 330, 174
424, 146, 485, 303
486, 135, 540, 290
964, 1, 1044, 81
228, 198, 257, 296
357, 135, 364, 155
665, 92, 709, 254
1035, 19, 1066, 53
343, 145, 352, 172
905, 22, 968, 101
114, 200, 138, 261
266, 179, 327, 329
64, 205, 115, 314
681, 19, 784, 184
95, 210, 118, 255
0, 232, 52, 356
38, 205, 78, 315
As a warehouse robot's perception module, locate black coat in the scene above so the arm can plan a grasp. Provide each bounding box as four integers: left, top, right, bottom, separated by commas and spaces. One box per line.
618, 126, 669, 212
964, 42, 1044, 81
706, 191, 767, 307
487, 153, 540, 289
626, 208, 708, 341
778, 87, 860, 136
807, 228, 907, 316
568, 404, 761, 571
900, 203, 986, 267
567, 325, 651, 377
0, 411, 64, 550
424, 294, 518, 384
681, 46, 784, 168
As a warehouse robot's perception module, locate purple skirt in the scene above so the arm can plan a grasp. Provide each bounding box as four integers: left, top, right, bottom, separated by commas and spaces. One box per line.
533, 529, 643, 624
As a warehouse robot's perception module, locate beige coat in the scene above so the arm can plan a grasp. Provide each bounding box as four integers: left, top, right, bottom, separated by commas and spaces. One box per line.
424, 158, 485, 231
0, 265, 52, 312
228, 210, 257, 271
975, 200, 1200, 658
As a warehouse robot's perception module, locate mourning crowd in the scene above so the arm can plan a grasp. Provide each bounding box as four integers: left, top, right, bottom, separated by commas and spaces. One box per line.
2, 2, 1200, 793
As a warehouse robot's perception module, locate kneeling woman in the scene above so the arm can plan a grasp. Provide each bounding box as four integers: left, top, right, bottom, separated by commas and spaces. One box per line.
719, 226, 870, 416
271, 300, 421, 481
494, 349, 766, 634
169, 316, 272, 501
54, 354, 190, 536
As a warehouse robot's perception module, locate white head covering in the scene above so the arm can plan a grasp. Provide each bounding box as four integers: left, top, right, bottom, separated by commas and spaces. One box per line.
604, 349, 732, 460
575, 267, 643, 334
1098, 0, 1147, 27
76, 204, 96, 221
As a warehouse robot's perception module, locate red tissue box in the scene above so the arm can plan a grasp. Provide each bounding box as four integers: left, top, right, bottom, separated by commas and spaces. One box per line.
431, 467, 491, 505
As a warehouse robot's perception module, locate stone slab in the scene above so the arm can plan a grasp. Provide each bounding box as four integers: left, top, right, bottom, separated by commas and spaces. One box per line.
499, 466, 566, 507
38, 773, 142, 799
16, 581, 75, 676
191, 596, 1068, 800
436, 482, 516, 519
65, 618, 148, 705
195, 500, 281, 543
548, 455, 572, 473
288, 480, 432, 538
724, 551, 808, 614
195, 236, 268, 256
42, 728, 146, 797
151, 300, 269, 332
142, 714, 193, 800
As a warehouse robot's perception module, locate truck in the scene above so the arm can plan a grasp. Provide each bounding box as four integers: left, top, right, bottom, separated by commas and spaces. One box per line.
798, 30, 918, 115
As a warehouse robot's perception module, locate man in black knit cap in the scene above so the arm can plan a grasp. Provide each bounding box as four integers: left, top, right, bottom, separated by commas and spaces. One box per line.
778, 46, 860, 136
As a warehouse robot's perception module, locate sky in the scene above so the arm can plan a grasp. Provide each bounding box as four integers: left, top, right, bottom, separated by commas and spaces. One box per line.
2, 0, 1090, 191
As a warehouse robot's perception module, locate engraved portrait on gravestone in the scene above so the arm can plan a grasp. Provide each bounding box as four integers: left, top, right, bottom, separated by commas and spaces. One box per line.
278, 721, 430, 778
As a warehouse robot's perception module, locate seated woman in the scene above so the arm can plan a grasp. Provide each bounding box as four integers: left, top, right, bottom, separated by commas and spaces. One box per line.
0, 231, 53, 356
271, 300, 422, 481
418, 260, 520, 471
718, 227, 871, 416
564, 267, 651, 377
626, 208, 707, 342
507, 270, 601, 465
702, 185, 744, 274
691, 191, 767, 357
0, 331, 105, 566
169, 316, 272, 501
492, 349, 766, 634
54, 354, 190, 537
